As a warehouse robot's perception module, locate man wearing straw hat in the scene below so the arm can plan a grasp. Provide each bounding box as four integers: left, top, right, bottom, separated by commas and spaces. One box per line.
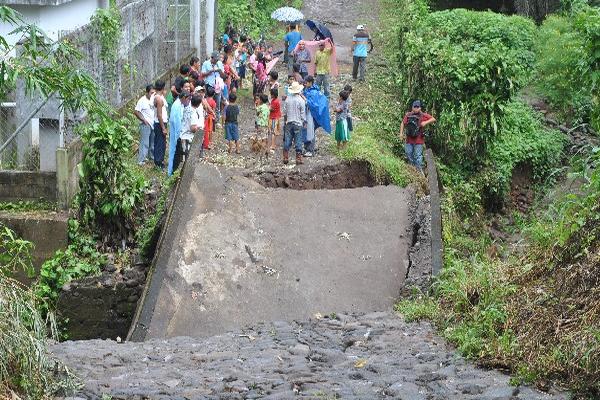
282, 81, 307, 165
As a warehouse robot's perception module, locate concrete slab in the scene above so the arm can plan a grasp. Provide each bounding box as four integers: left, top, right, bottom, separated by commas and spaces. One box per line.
142, 162, 411, 339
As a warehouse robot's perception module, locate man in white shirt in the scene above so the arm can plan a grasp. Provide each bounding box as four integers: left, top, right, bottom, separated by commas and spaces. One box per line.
133, 84, 155, 165
175, 94, 204, 168
188, 94, 205, 141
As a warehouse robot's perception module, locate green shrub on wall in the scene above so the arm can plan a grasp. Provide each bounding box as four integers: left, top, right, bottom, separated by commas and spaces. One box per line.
536, 3, 600, 132
218, 0, 302, 37
476, 101, 566, 207
399, 9, 537, 165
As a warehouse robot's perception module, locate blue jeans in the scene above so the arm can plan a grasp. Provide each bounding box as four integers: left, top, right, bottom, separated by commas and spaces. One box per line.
137, 123, 154, 164
405, 143, 424, 170
315, 74, 330, 98
284, 122, 303, 155
214, 92, 222, 122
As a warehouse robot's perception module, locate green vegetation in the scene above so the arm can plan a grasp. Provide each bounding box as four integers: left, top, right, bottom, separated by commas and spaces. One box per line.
35, 220, 105, 317
0, 6, 98, 110
0, 224, 78, 398
90, 0, 121, 83
77, 113, 147, 247
378, 0, 599, 395
535, 2, 599, 132
400, 9, 536, 163
136, 172, 178, 262
218, 0, 303, 37
0, 200, 57, 212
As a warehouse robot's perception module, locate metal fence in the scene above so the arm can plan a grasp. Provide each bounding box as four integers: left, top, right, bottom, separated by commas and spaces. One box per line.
65, 0, 206, 107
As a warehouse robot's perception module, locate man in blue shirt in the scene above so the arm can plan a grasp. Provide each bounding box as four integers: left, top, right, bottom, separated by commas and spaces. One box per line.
201, 51, 225, 122
352, 25, 371, 82
284, 24, 303, 72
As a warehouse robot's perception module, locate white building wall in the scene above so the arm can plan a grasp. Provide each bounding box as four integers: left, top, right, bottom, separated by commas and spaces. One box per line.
1, 0, 100, 49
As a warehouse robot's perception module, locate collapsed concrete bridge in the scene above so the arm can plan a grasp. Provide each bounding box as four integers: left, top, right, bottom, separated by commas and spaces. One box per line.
128, 144, 432, 340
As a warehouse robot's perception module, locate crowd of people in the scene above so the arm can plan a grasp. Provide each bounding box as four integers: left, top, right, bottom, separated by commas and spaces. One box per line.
133, 22, 435, 175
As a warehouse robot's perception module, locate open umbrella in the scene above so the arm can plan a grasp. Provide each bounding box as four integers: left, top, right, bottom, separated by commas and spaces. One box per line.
305, 20, 334, 43
271, 7, 304, 22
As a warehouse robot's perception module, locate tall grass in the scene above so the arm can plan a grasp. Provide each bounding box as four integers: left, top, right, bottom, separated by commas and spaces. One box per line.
0, 223, 78, 398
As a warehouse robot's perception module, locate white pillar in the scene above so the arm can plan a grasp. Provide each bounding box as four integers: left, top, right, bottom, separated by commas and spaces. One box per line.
192, 0, 201, 57
98, 0, 110, 9
205, 0, 215, 56
30, 118, 40, 147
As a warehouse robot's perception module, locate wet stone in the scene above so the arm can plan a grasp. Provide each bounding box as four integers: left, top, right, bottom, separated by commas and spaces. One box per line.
50, 312, 568, 400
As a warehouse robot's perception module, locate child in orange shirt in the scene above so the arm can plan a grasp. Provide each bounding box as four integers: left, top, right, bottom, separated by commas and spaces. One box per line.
203, 86, 217, 150
269, 88, 282, 151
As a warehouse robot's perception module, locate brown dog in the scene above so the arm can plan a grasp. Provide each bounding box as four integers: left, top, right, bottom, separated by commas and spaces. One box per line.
249, 135, 269, 163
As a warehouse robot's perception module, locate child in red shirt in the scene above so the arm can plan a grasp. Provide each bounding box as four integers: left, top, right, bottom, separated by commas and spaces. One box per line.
269, 88, 282, 151
203, 87, 217, 150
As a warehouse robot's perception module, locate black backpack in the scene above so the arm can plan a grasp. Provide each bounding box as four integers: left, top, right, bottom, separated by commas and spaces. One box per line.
405, 113, 422, 138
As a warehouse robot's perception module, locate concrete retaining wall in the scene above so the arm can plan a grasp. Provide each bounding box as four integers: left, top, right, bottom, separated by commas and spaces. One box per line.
425, 149, 443, 275
57, 257, 148, 340
0, 211, 68, 283
56, 138, 83, 210
0, 170, 57, 202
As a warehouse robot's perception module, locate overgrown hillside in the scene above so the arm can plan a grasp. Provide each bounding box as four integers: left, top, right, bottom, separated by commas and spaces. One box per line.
349, 0, 600, 396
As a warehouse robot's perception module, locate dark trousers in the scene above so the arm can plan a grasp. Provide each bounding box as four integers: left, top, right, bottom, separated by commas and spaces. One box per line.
352, 56, 367, 81
153, 122, 166, 168
172, 138, 185, 172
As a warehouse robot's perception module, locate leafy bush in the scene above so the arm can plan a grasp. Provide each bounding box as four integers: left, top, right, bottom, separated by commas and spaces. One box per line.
35, 221, 105, 316
535, 3, 600, 132
399, 8, 537, 164
475, 101, 566, 207
218, 0, 302, 38
0, 224, 34, 277
77, 111, 147, 246
0, 6, 98, 111
136, 173, 178, 261
0, 224, 78, 398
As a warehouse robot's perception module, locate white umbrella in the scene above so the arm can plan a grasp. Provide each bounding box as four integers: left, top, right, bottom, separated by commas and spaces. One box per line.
271, 7, 304, 22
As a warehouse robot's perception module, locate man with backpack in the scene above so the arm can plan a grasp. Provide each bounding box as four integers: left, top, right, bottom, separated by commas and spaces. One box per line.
400, 100, 436, 171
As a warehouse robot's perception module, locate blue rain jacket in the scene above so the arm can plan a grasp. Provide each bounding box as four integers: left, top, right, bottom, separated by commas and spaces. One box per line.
167, 99, 184, 176
304, 85, 331, 134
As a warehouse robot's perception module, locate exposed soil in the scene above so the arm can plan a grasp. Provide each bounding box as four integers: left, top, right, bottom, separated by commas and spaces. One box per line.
249, 160, 385, 190
510, 164, 535, 214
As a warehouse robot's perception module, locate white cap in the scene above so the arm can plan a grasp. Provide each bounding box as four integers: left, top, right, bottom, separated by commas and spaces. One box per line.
356, 24, 365, 30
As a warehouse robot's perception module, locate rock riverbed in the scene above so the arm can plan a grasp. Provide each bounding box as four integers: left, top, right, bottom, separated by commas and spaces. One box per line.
53, 312, 566, 399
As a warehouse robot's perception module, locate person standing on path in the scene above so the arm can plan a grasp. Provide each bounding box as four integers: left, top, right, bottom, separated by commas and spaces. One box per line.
134, 84, 155, 165
293, 41, 311, 81
282, 81, 306, 165
169, 64, 191, 111
255, 93, 271, 156
314, 39, 334, 98
167, 90, 191, 176
225, 93, 240, 154
352, 25, 371, 82
335, 90, 351, 149
203, 86, 217, 150
284, 24, 303, 72
255, 53, 268, 95
400, 100, 436, 171
153, 80, 168, 170
201, 52, 225, 122
189, 94, 204, 148
269, 88, 282, 151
